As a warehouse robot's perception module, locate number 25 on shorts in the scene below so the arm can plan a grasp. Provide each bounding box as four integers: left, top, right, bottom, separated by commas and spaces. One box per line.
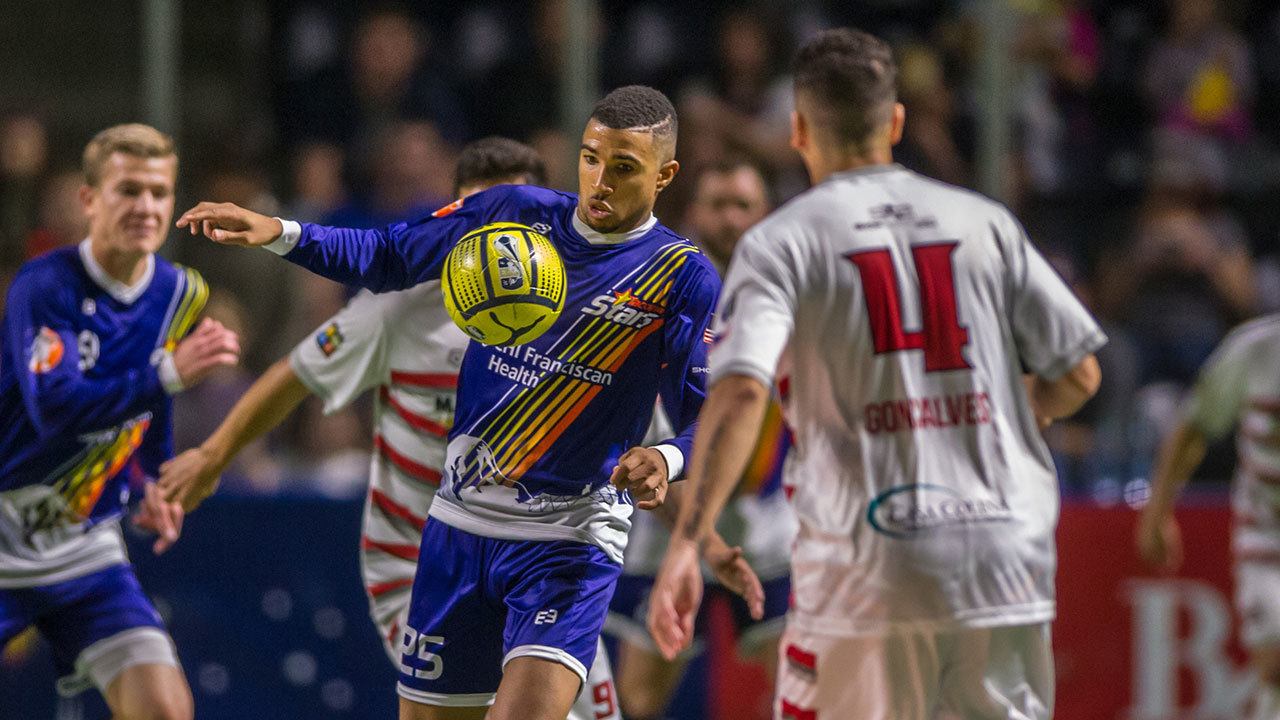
848, 242, 971, 372
399, 628, 445, 680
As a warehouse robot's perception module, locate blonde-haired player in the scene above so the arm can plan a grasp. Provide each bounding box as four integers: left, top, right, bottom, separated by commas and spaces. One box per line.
650, 28, 1103, 719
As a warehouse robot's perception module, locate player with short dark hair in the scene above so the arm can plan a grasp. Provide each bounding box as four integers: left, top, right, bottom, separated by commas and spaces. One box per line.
452, 137, 547, 197
650, 28, 1103, 719
175, 85, 730, 720
0, 123, 239, 719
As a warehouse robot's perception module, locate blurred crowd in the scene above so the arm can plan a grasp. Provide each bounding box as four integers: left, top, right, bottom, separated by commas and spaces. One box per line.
3, 0, 1280, 497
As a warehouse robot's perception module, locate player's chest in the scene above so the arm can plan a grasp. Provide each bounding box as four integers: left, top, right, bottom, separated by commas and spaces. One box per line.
72, 295, 166, 376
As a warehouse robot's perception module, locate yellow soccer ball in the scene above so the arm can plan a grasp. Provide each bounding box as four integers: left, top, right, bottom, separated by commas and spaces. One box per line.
441, 222, 566, 346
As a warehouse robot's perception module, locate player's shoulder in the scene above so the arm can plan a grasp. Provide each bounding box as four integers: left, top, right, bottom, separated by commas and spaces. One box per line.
1217, 313, 1280, 357
468, 184, 575, 214
653, 224, 719, 289
9, 246, 84, 301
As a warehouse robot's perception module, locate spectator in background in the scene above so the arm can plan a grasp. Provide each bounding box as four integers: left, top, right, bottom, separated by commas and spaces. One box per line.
677, 9, 798, 191
0, 114, 48, 269
681, 157, 772, 274
1098, 141, 1256, 386
894, 43, 973, 188
283, 5, 467, 183
287, 142, 347, 223
324, 119, 455, 229
24, 169, 86, 258
1015, 0, 1101, 196
1144, 0, 1253, 145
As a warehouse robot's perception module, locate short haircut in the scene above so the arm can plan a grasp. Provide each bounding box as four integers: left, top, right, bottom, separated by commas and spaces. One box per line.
792, 28, 897, 149
589, 85, 678, 160
696, 155, 772, 204
82, 123, 176, 187
453, 136, 547, 195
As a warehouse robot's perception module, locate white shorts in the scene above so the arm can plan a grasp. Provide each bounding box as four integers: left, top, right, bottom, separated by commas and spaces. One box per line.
775, 622, 1054, 720
1237, 561, 1280, 649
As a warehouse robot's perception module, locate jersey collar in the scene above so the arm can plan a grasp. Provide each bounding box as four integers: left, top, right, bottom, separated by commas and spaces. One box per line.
79, 238, 155, 305
571, 210, 658, 245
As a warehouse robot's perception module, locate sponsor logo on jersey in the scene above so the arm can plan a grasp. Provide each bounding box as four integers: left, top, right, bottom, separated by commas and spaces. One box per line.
580, 288, 664, 328
867, 483, 1012, 539
316, 322, 344, 357
431, 198, 464, 218
28, 327, 64, 374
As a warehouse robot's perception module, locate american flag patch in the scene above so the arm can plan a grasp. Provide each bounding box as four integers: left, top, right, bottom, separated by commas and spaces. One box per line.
703, 328, 716, 344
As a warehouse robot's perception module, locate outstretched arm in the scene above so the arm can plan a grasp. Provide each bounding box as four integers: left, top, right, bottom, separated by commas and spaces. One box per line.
159, 358, 311, 511
647, 374, 771, 659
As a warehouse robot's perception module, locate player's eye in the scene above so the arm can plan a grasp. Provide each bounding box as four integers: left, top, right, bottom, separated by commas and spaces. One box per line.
582, 154, 599, 165
616, 163, 635, 174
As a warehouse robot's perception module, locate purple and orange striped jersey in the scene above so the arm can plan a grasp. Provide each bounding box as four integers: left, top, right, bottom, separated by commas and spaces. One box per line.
273, 185, 719, 562
0, 241, 205, 584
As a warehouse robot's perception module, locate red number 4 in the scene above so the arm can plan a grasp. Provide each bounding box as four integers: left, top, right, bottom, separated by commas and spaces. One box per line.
847, 242, 971, 372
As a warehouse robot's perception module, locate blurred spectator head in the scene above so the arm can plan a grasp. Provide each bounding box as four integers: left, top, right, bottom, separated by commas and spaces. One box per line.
26, 169, 87, 257
686, 158, 771, 269
792, 28, 900, 164
717, 8, 777, 86
898, 44, 950, 119
454, 137, 547, 197
0, 115, 47, 181
351, 5, 425, 105
371, 119, 454, 214
290, 142, 346, 220
203, 289, 254, 366
79, 123, 177, 258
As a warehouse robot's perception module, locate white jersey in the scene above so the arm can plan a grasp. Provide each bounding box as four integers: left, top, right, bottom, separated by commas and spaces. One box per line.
623, 403, 796, 580
291, 283, 465, 636
711, 164, 1106, 637
1183, 315, 1280, 563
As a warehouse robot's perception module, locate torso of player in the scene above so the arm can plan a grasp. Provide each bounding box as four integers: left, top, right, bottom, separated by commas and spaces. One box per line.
0, 246, 194, 584
722, 165, 1104, 635
434, 194, 716, 563
1200, 317, 1280, 561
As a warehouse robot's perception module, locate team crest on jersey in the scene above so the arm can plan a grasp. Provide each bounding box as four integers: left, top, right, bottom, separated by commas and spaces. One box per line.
28, 327, 64, 374
580, 288, 665, 328
431, 198, 464, 218
316, 323, 344, 357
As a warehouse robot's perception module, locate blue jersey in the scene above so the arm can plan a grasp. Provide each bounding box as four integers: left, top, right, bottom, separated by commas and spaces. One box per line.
0, 243, 206, 540
276, 185, 718, 560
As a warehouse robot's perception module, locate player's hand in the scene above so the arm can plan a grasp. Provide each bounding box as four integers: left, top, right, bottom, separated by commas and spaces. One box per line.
610, 447, 668, 510
176, 201, 284, 247
172, 318, 240, 389
648, 537, 704, 660
1137, 511, 1184, 573
158, 447, 223, 513
133, 482, 185, 555
702, 533, 765, 620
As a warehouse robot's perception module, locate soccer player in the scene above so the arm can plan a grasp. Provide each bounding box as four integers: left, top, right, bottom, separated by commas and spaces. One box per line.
1137, 315, 1280, 719
159, 136, 624, 720
0, 124, 239, 719
648, 29, 1104, 719
176, 86, 718, 720
608, 159, 795, 720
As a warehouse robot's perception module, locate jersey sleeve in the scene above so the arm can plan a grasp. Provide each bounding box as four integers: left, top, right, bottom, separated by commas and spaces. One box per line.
133, 398, 175, 479
652, 259, 721, 478
273, 184, 533, 293
289, 289, 395, 413
1000, 210, 1108, 379
708, 225, 798, 387
1183, 328, 1251, 441
4, 268, 167, 439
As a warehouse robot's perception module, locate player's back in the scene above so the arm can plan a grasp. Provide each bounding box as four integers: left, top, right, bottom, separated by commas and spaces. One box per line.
715, 164, 1105, 635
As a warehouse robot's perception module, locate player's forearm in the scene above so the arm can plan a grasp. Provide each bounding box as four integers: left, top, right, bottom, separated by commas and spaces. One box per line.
1029, 353, 1101, 420
201, 357, 311, 469
27, 366, 166, 438
674, 374, 771, 545
273, 223, 414, 293
1143, 421, 1208, 521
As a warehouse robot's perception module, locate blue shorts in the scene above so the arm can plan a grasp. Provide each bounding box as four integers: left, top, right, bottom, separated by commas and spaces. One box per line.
396, 519, 621, 707
0, 563, 168, 691
605, 573, 791, 657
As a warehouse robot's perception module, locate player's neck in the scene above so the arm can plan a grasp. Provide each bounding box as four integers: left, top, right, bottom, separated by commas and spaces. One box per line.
88, 237, 150, 286
805, 144, 894, 185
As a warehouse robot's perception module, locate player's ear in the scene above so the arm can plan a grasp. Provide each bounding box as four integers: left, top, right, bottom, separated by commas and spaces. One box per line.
78, 183, 96, 217
889, 103, 906, 146
790, 110, 806, 152
655, 159, 679, 194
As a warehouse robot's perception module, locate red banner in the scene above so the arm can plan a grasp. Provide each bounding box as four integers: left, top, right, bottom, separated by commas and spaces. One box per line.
710, 499, 1256, 719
